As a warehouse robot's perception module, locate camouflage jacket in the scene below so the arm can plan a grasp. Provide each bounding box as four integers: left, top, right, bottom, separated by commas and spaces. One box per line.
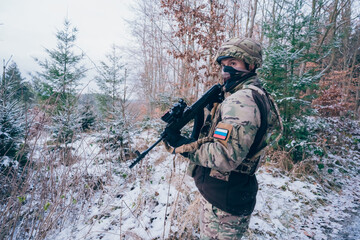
184, 75, 278, 216
187, 75, 276, 175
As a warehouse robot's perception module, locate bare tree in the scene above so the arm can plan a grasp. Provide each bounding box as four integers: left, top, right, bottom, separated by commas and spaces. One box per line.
247, 0, 258, 38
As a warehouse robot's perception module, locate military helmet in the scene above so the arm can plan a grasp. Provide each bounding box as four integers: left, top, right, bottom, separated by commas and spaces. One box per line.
216, 37, 263, 68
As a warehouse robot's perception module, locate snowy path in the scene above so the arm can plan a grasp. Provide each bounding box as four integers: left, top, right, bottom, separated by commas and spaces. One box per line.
336, 207, 360, 240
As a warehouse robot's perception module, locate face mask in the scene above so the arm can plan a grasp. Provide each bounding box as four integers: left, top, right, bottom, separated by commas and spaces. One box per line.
222, 66, 255, 92
222, 66, 250, 83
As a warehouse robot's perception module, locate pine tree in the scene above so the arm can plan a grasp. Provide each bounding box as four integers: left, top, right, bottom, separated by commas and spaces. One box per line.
79, 104, 96, 131
95, 45, 133, 161
33, 19, 86, 110
33, 19, 87, 145
260, 0, 322, 162
101, 109, 130, 161
95, 44, 125, 116
0, 60, 27, 170
5, 62, 33, 105
51, 110, 81, 144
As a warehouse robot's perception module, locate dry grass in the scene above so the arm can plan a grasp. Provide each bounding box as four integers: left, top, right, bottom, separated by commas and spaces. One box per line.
290, 160, 318, 178
265, 148, 345, 195
0, 109, 111, 239
265, 149, 294, 172
265, 148, 323, 181
161, 156, 200, 239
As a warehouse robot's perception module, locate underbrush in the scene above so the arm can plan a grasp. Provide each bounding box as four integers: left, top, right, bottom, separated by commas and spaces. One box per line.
0, 116, 359, 239
0, 130, 109, 239
266, 116, 360, 201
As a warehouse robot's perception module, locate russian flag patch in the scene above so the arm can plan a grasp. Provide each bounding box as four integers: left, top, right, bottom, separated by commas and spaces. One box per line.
213, 128, 229, 140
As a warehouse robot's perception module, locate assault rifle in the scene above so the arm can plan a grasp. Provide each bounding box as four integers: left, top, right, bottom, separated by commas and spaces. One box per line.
129, 83, 224, 168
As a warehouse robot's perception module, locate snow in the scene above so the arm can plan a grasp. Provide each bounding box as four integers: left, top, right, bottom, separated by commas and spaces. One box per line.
0, 156, 13, 167
53, 132, 359, 239
4, 118, 359, 240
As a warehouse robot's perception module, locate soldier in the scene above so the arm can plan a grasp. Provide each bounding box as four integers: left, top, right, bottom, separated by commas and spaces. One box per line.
165, 37, 281, 239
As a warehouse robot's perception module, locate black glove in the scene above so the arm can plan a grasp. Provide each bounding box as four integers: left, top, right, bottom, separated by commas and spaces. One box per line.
164, 129, 194, 148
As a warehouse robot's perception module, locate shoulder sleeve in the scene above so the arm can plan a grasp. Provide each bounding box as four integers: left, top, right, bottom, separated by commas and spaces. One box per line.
188, 89, 261, 171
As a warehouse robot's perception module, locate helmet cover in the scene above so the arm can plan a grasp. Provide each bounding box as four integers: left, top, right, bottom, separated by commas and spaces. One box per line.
216, 37, 262, 68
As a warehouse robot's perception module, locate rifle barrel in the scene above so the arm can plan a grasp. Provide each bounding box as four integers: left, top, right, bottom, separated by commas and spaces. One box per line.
129, 136, 164, 168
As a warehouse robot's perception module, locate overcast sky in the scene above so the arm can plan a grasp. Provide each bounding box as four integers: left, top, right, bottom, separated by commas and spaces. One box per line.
0, 0, 135, 92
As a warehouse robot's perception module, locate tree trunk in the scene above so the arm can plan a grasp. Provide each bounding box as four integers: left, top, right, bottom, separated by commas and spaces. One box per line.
318, 0, 339, 75
349, 35, 360, 117
248, 0, 258, 38
245, 0, 252, 36
341, 0, 352, 99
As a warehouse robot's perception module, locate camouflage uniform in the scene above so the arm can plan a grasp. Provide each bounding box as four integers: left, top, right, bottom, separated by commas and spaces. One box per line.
188, 75, 267, 172
187, 74, 276, 239
172, 38, 280, 239
199, 195, 251, 240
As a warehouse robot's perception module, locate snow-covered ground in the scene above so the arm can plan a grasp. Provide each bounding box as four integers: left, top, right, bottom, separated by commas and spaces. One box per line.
336, 207, 360, 239
3, 117, 356, 239
41, 120, 360, 240
250, 152, 360, 240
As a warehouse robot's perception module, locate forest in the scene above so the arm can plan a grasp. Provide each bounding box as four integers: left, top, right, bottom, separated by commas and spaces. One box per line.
1, 0, 360, 239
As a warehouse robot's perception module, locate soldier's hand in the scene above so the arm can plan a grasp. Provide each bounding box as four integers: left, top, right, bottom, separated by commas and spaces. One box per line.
164, 129, 193, 148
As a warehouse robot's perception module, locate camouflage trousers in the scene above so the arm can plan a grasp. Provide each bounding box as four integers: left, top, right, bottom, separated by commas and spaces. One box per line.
199, 196, 251, 240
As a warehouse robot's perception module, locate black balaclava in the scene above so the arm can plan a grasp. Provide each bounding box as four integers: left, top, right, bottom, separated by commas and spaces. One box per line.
222, 66, 256, 92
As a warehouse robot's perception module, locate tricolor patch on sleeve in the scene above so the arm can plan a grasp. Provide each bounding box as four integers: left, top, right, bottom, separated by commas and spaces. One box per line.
213, 128, 229, 140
